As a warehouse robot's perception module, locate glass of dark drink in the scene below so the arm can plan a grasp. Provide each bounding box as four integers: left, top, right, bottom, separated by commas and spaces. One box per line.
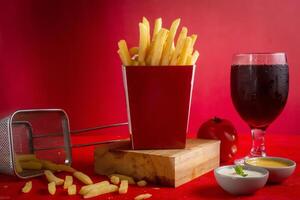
231, 53, 289, 163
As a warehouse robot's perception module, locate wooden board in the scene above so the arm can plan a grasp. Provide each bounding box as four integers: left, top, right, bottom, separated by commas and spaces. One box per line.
94, 139, 220, 187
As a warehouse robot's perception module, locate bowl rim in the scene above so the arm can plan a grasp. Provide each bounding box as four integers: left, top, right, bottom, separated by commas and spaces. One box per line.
245, 156, 296, 169
214, 165, 269, 180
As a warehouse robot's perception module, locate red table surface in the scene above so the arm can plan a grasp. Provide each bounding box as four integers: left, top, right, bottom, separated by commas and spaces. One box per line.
0, 133, 299, 200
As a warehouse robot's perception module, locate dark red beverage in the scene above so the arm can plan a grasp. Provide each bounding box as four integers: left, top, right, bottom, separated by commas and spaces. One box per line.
231, 64, 289, 129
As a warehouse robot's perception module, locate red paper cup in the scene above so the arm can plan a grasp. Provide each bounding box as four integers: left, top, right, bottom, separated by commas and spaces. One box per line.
122, 65, 196, 149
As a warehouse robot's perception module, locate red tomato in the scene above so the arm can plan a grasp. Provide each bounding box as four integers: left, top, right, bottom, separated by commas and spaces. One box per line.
197, 117, 238, 162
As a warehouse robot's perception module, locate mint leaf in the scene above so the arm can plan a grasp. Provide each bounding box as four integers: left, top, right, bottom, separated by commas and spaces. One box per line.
234, 165, 248, 177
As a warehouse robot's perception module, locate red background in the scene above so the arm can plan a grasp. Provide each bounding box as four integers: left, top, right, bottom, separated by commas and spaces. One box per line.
1, 1, 300, 199
0, 0, 299, 134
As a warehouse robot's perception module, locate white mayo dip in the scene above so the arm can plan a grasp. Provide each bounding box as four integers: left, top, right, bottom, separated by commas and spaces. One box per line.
218, 167, 264, 178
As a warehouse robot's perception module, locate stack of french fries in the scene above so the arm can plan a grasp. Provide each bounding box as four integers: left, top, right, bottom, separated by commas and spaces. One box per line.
15, 153, 76, 173
118, 17, 199, 66
19, 154, 151, 199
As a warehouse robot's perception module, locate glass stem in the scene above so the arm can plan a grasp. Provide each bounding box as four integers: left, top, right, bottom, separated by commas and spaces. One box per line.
250, 128, 266, 157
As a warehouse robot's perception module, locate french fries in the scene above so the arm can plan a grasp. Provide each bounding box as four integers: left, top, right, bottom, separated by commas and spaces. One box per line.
177, 37, 192, 65
16, 154, 37, 162
73, 171, 93, 185
79, 181, 110, 195
44, 170, 64, 185
118, 180, 128, 194
137, 180, 147, 187
15, 157, 23, 173
39, 160, 60, 171
161, 18, 180, 65
64, 175, 73, 189
152, 18, 162, 40
48, 182, 56, 195
186, 55, 193, 65
40, 160, 76, 172
15, 153, 76, 175
138, 23, 148, 65
129, 47, 139, 57
118, 40, 132, 66
118, 17, 199, 66
170, 27, 187, 65
109, 174, 136, 184
22, 181, 32, 193
20, 167, 150, 198
134, 193, 152, 200
110, 175, 120, 185
186, 50, 199, 65
20, 160, 42, 170
68, 185, 76, 195
188, 34, 198, 55
142, 17, 151, 50
56, 164, 76, 173
150, 28, 169, 65
83, 184, 118, 199
16, 154, 145, 198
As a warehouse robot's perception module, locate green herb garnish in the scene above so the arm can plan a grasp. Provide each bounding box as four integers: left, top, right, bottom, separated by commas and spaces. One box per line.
234, 165, 248, 177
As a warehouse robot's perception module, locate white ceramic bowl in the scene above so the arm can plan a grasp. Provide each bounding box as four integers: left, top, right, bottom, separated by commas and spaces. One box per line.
214, 165, 269, 195
245, 156, 296, 183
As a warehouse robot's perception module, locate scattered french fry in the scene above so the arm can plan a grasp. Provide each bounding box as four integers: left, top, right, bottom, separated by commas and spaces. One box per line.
20, 160, 42, 170
44, 170, 64, 185
134, 193, 152, 200
83, 184, 118, 199
109, 174, 135, 184
118, 180, 128, 194
137, 180, 147, 187
68, 184, 76, 195
110, 175, 120, 185
64, 175, 73, 189
22, 181, 32, 193
16, 154, 37, 162
73, 171, 93, 185
79, 181, 110, 195
48, 182, 56, 195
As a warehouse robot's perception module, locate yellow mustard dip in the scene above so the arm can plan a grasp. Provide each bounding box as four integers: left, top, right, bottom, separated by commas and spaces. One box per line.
246, 158, 290, 168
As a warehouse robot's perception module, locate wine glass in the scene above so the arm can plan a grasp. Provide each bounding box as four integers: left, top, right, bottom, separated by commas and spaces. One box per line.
230, 53, 289, 164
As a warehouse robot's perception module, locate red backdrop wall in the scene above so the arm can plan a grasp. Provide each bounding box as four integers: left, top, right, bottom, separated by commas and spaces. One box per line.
0, 0, 299, 136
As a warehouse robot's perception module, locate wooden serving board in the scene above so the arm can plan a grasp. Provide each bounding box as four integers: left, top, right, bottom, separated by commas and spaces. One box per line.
94, 139, 220, 187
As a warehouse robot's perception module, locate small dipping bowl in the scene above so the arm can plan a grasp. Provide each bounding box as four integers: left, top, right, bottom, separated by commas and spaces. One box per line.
214, 165, 269, 195
245, 156, 296, 183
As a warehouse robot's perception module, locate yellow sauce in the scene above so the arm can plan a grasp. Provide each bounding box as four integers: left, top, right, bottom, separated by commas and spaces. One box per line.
246, 158, 290, 167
